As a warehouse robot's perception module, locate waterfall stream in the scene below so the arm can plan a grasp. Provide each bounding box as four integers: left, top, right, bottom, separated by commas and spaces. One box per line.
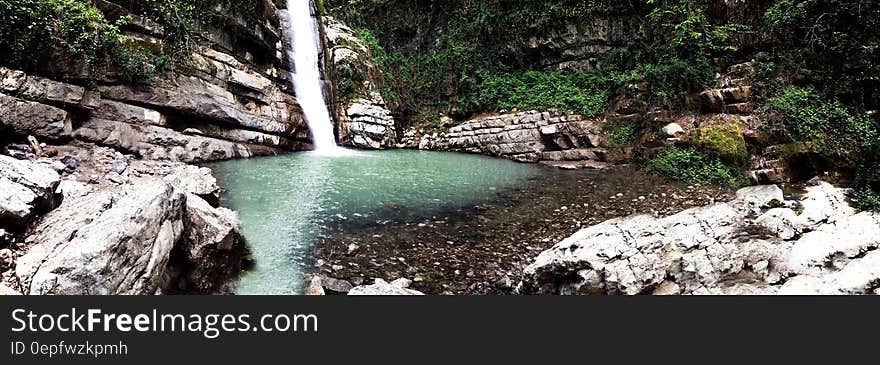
285, 0, 350, 155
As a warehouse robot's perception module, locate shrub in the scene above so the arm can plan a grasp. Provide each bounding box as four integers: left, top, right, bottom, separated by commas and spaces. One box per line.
764, 87, 877, 156
646, 147, 737, 185
850, 188, 880, 212
606, 121, 641, 149
0, 0, 125, 74
478, 70, 611, 118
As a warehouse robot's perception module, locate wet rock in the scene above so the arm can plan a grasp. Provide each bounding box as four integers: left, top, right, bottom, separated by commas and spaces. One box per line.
348, 278, 425, 296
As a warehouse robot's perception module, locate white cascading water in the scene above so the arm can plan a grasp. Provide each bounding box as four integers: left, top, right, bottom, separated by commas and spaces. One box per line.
285, 0, 350, 155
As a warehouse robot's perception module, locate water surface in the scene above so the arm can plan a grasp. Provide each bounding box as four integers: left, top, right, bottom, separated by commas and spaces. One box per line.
210, 150, 542, 294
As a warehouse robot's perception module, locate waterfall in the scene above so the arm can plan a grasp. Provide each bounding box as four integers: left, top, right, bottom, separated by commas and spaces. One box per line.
285, 0, 350, 155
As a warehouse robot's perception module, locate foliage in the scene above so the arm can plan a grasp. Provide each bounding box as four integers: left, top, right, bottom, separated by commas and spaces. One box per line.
0, 0, 125, 75
478, 70, 610, 118
851, 187, 880, 212
764, 0, 880, 108
764, 87, 878, 156
606, 121, 641, 149
765, 86, 880, 210
646, 147, 737, 185
0, 0, 270, 84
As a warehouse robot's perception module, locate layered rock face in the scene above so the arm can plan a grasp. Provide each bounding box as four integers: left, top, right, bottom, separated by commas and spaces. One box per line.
520, 182, 880, 295
0, 0, 310, 163
406, 110, 615, 169
323, 16, 397, 149
505, 15, 647, 72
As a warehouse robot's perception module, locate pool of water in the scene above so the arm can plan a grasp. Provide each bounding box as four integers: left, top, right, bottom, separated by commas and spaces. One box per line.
209, 150, 543, 295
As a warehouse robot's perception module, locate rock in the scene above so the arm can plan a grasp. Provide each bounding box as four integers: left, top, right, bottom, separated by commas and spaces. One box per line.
756, 208, 801, 240
163, 165, 221, 206
404, 110, 613, 165
74, 118, 278, 163
172, 193, 249, 294
324, 17, 397, 149
661, 123, 685, 137
346, 243, 360, 255
0, 94, 72, 140
0, 228, 8, 245
55, 180, 88, 199
305, 276, 326, 296
112, 159, 128, 174
60, 155, 78, 171
519, 180, 880, 295
319, 275, 354, 294
0, 283, 21, 295
0, 155, 61, 229
15, 179, 186, 295
105, 172, 125, 184
0, 249, 13, 271
735, 185, 784, 207
348, 278, 425, 296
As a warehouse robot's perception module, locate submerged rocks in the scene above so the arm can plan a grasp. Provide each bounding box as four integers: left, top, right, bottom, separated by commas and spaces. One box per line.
519, 182, 880, 295
348, 278, 425, 296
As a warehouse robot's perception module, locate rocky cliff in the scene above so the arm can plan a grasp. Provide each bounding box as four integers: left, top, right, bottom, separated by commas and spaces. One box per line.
1, 0, 310, 163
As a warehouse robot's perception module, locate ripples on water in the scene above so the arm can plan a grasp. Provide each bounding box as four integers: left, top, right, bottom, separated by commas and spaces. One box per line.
209, 150, 542, 295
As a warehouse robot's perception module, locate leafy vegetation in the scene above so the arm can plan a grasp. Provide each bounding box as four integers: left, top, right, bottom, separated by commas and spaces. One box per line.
0, 0, 269, 84
477, 71, 610, 118
646, 147, 737, 186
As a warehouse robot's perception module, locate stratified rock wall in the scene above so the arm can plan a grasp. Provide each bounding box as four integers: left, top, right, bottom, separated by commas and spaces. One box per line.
404, 110, 616, 169
0, 0, 310, 163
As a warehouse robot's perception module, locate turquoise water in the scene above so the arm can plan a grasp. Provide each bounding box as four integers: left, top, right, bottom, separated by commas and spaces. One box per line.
209, 150, 542, 295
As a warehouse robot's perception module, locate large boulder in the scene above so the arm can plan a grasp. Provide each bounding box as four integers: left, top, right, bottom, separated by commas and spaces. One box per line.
169, 193, 249, 294
0, 156, 61, 229
519, 182, 880, 295
16, 179, 186, 295
163, 165, 221, 206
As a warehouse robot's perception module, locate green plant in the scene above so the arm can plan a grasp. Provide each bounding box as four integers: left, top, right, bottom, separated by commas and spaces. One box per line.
764, 87, 877, 156
478, 70, 611, 118
646, 147, 737, 185
606, 121, 641, 149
